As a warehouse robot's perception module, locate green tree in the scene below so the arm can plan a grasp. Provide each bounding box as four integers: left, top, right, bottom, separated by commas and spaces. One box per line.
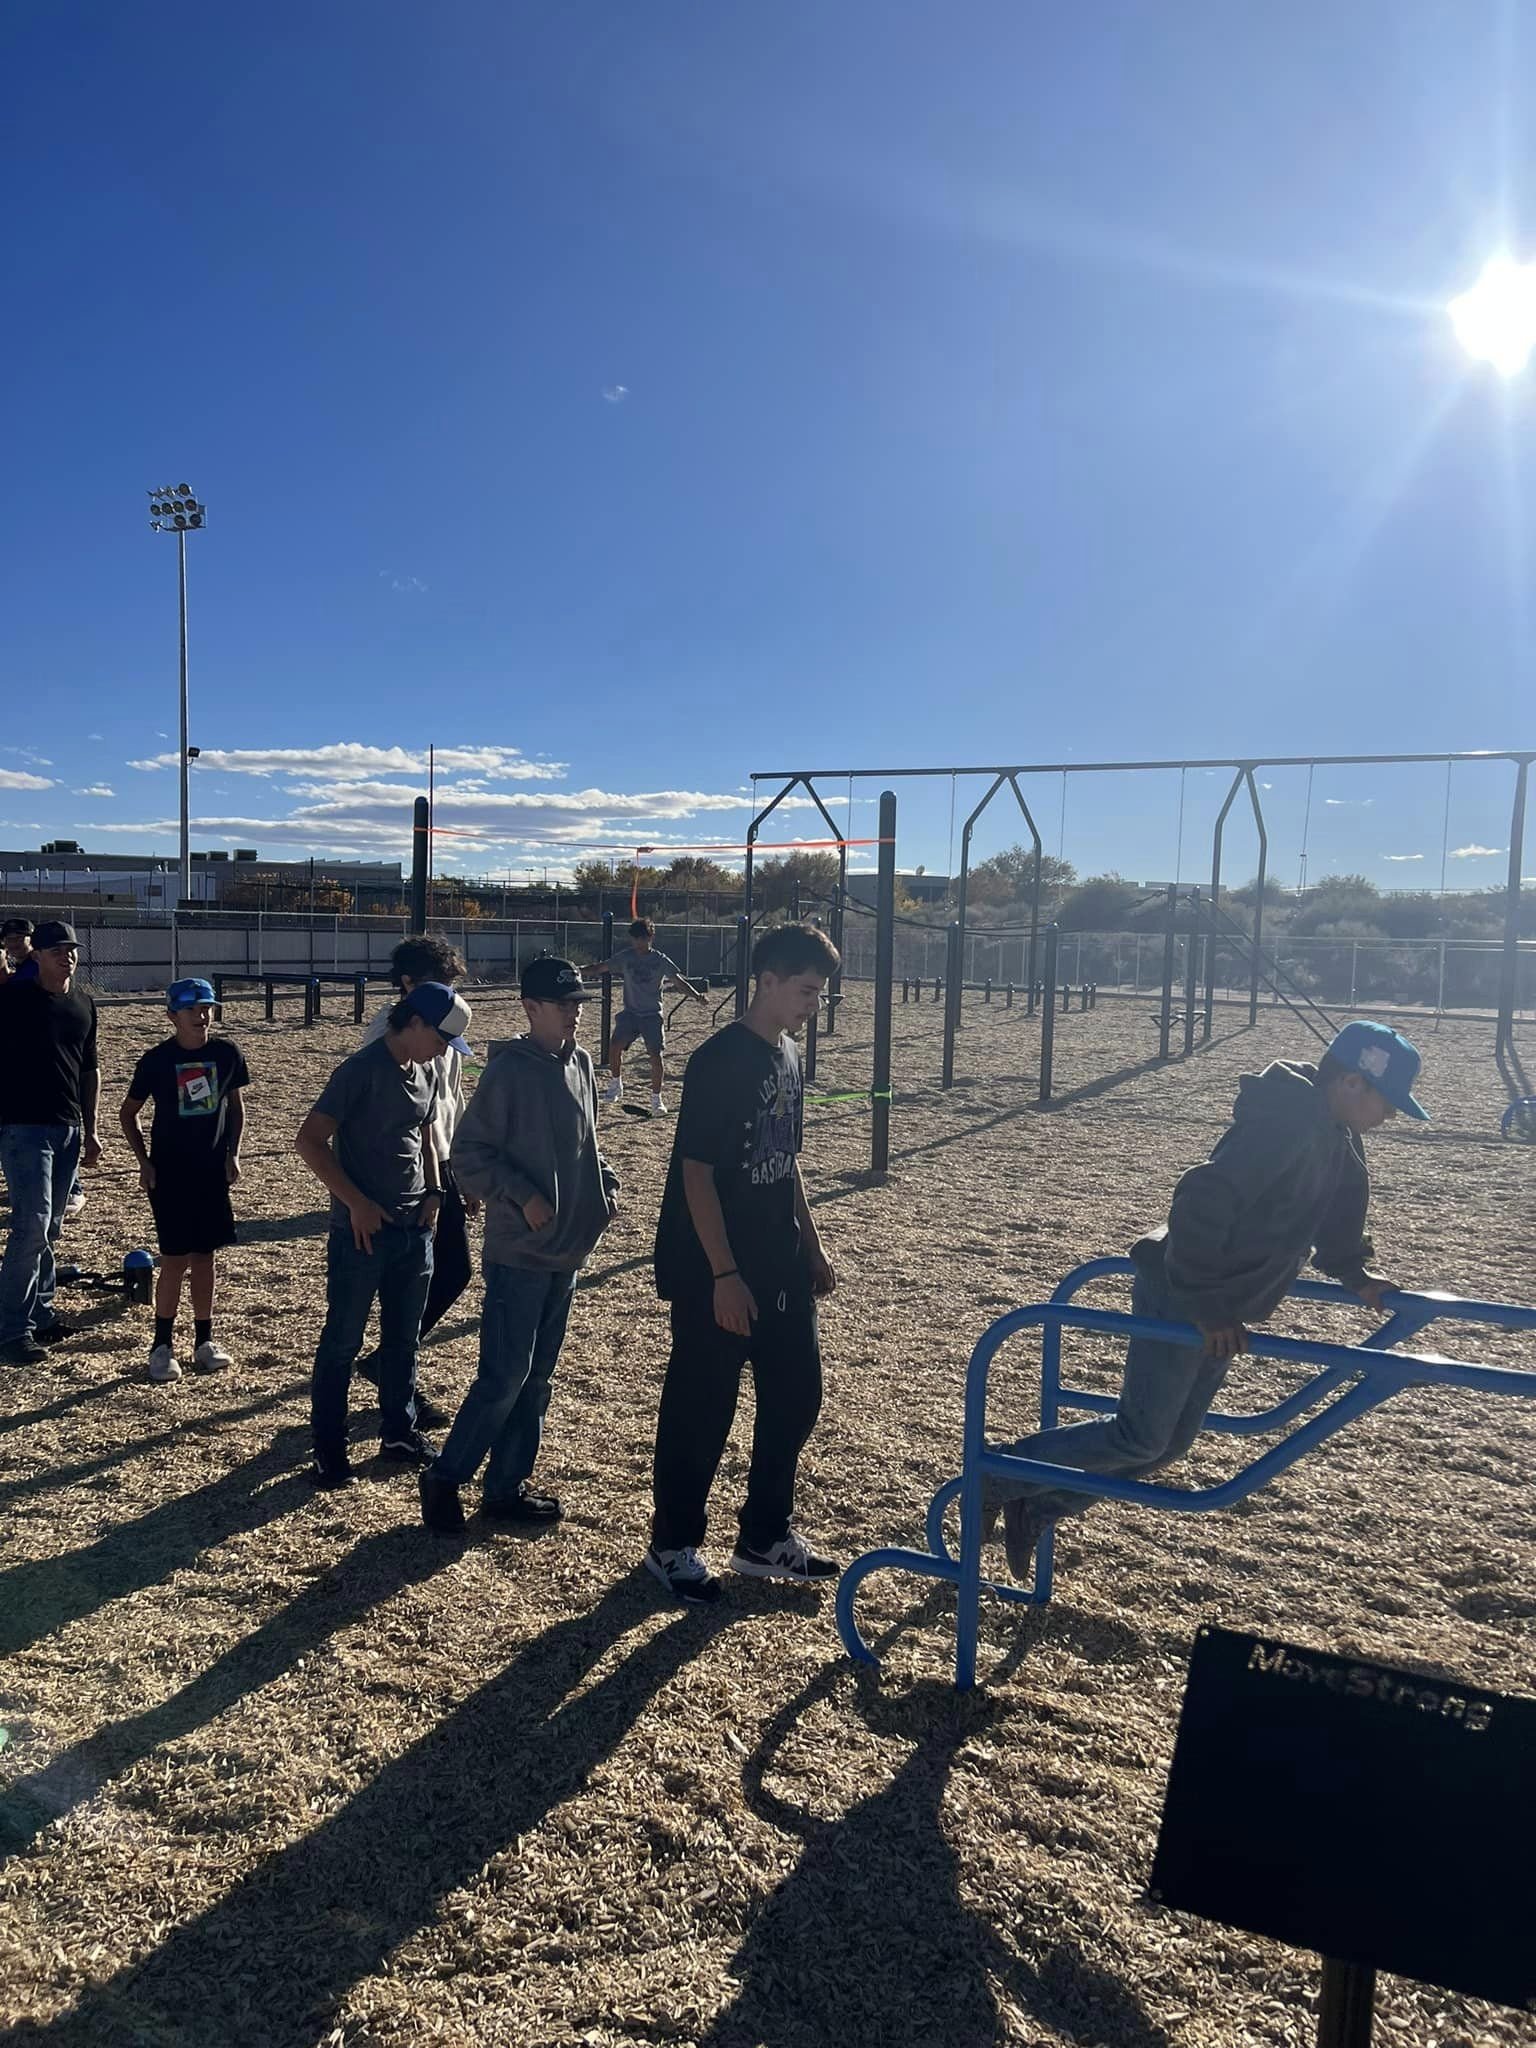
570, 857, 619, 892
757, 850, 839, 912
967, 845, 1076, 908
658, 854, 740, 891
1056, 873, 1142, 930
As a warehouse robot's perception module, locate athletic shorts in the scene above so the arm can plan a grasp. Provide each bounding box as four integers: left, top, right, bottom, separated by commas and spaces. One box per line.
614, 1007, 664, 1055
148, 1165, 237, 1257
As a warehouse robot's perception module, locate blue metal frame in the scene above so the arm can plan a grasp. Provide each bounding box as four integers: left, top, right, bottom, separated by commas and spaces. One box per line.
836, 1257, 1536, 1690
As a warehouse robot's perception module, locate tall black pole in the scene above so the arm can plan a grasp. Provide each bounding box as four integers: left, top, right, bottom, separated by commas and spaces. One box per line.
1497, 757, 1529, 1051
1316, 1959, 1375, 2047
941, 919, 963, 1088
599, 909, 614, 1064
410, 796, 429, 932
871, 790, 897, 1174
1159, 885, 1178, 1059
1038, 924, 1059, 1103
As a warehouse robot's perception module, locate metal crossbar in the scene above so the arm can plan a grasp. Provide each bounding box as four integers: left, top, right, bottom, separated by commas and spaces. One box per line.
835, 1257, 1536, 1690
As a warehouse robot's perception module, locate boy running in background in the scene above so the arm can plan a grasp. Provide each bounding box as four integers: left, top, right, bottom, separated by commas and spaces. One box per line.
295, 981, 472, 1487
645, 923, 840, 1604
985, 1020, 1428, 1580
119, 978, 249, 1383
420, 957, 617, 1534
590, 918, 706, 1117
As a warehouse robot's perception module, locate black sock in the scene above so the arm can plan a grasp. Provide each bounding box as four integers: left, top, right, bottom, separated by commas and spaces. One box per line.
194, 1319, 212, 1348
153, 1315, 175, 1349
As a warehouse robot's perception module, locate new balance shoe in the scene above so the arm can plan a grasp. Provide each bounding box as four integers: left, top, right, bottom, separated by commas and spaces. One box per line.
419, 1466, 467, 1534
645, 1543, 721, 1604
148, 1344, 182, 1384
193, 1339, 233, 1373
599, 1075, 623, 1105
730, 1531, 839, 1583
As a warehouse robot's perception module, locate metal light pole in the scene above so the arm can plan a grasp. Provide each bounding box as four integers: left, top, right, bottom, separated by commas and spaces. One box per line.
147, 484, 206, 920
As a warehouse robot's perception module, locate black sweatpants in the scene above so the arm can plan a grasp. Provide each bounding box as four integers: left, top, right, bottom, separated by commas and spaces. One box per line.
651, 1287, 823, 1554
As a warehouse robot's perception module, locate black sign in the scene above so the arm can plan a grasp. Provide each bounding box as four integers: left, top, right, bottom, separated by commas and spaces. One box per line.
1150, 1627, 1535, 2013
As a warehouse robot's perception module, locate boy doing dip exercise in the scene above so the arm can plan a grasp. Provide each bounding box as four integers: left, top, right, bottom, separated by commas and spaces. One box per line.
984, 1020, 1429, 1580
119, 978, 249, 1383
646, 922, 840, 1603
591, 919, 706, 1117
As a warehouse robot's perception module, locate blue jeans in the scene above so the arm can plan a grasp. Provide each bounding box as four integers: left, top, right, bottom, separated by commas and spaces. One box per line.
998, 1271, 1232, 1521
0, 1123, 81, 1344
434, 1263, 577, 1499
310, 1223, 432, 1461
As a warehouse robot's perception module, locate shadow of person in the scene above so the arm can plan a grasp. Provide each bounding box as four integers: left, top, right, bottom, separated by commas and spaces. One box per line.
7, 1572, 736, 2047
0, 1523, 455, 1857
0, 1425, 313, 1661
699, 1660, 1173, 2048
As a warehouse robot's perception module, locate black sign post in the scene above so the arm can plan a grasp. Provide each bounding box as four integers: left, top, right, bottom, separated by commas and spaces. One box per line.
1151, 1628, 1536, 2044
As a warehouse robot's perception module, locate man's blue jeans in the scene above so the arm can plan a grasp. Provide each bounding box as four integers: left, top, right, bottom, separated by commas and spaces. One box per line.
434, 1263, 576, 1501
310, 1222, 432, 1462
0, 1123, 81, 1345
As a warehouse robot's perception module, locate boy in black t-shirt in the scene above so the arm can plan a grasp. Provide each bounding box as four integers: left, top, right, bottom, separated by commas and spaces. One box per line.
646, 923, 841, 1603
120, 978, 250, 1383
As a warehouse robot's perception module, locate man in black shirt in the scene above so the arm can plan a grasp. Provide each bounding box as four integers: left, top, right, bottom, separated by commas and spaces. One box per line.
647, 922, 841, 1603
0, 922, 103, 1364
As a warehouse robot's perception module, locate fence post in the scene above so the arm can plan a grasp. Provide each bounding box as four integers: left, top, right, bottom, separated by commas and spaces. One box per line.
1183, 891, 1201, 1056
600, 910, 614, 1065
1038, 925, 1059, 1103
735, 914, 751, 1019
941, 920, 962, 1088
1349, 940, 1358, 1007
870, 790, 897, 1174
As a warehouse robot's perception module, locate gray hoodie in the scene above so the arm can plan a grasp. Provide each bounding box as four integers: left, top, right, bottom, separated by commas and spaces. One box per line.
1132, 1060, 1374, 1327
449, 1037, 619, 1272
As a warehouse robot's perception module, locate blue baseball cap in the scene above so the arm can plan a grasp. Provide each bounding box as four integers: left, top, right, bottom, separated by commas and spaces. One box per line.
399, 979, 474, 1057
1327, 1020, 1429, 1121
167, 977, 217, 1011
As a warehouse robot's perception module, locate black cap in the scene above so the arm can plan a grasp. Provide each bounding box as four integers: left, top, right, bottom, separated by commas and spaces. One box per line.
0, 917, 33, 939
31, 920, 78, 949
521, 955, 585, 1001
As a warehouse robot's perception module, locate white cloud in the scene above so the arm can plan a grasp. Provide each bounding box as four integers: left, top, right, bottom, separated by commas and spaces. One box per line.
0, 820, 43, 831
0, 769, 54, 791
86, 733, 104, 742
1448, 844, 1504, 859
378, 571, 428, 594
1324, 797, 1374, 807
2, 748, 52, 767
1382, 852, 1424, 862
602, 385, 628, 403
75, 785, 115, 799
129, 743, 566, 782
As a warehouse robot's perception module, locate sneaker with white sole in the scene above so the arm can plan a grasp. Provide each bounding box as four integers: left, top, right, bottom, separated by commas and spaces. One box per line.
63, 1189, 86, 1219
649, 1091, 668, 1116
599, 1075, 623, 1105
729, 1531, 839, 1583
193, 1339, 233, 1373
148, 1344, 182, 1384
645, 1543, 721, 1604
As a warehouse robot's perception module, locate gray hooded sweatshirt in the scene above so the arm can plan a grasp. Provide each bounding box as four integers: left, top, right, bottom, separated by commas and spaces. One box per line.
1132, 1060, 1374, 1327
449, 1037, 619, 1272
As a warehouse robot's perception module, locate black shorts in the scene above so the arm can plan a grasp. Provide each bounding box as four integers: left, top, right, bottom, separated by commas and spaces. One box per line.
148, 1166, 237, 1257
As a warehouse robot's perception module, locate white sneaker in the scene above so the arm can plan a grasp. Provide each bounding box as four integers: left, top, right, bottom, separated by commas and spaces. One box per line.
599, 1075, 622, 1105
729, 1530, 839, 1582
650, 1091, 668, 1116
64, 1189, 86, 1218
645, 1543, 721, 1604
193, 1339, 233, 1373
148, 1344, 182, 1384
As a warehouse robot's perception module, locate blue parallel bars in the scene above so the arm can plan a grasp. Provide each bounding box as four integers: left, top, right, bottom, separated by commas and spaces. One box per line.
835, 1258, 1536, 1691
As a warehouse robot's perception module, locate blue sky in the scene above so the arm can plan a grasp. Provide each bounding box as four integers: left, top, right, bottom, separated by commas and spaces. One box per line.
1, 0, 1531, 889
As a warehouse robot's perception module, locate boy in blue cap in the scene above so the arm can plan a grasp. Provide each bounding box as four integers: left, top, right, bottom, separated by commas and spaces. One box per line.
119, 978, 251, 1383
987, 1020, 1429, 1579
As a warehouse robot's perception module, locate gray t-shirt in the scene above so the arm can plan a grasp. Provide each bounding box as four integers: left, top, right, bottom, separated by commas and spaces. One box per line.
312, 1037, 439, 1225
609, 943, 681, 1017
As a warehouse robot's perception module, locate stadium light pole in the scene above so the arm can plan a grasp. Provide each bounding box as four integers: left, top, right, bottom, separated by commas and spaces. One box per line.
146, 484, 207, 908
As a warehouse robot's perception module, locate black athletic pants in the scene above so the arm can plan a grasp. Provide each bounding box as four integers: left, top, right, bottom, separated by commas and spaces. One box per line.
651, 1286, 822, 1554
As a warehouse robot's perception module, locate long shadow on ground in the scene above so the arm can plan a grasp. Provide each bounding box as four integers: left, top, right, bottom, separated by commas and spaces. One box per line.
0, 1524, 455, 1857
8, 1573, 734, 2048
0, 1376, 138, 1442
700, 1661, 1172, 2048
0, 1427, 312, 1661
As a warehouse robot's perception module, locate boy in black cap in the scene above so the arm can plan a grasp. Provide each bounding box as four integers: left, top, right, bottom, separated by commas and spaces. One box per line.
0, 918, 36, 986
295, 981, 473, 1486
119, 978, 250, 1383
0, 922, 102, 1364
985, 1020, 1429, 1581
419, 957, 618, 1534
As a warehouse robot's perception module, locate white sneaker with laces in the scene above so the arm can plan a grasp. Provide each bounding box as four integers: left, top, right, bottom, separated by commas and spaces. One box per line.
650, 1090, 668, 1116
148, 1344, 182, 1384
193, 1339, 233, 1373
599, 1075, 623, 1105
645, 1543, 721, 1604
729, 1530, 839, 1582
64, 1189, 86, 1219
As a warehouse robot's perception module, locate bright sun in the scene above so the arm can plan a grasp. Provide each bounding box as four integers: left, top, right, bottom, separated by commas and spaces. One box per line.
1448, 255, 1536, 376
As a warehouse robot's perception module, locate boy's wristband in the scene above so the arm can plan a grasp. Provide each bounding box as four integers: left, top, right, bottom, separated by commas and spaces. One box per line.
712, 1267, 738, 1281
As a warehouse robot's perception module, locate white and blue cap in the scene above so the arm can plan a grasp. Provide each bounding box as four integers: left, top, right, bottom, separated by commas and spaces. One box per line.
400, 979, 474, 1057
167, 976, 217, 1011
1327, 1020, 1429, 1121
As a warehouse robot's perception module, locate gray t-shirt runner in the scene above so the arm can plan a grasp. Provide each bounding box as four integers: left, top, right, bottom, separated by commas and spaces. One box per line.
608, 943, 681, 1017
312, 1036, 439, 1226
